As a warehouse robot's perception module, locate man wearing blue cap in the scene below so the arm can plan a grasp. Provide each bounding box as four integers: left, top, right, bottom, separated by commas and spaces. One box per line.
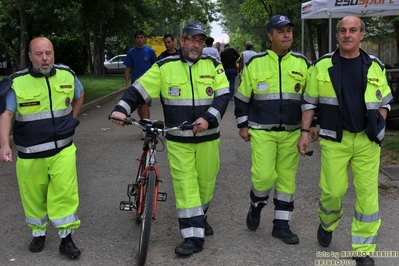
235, 15, 314, 245
110, 22, 230, 256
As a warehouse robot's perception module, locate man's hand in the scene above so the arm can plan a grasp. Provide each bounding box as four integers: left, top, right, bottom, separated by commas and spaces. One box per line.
192, 117, 208, 134
0, 146, 12, 163
110, 111, 127, 127
309, 127, 319, 142
297, 132, 310, 157
239, 127, 250, 142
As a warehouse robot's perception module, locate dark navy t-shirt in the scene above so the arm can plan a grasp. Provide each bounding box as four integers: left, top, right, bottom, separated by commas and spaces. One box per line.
340, 55, 367, 133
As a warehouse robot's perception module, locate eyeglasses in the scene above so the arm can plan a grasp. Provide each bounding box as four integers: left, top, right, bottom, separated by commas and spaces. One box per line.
184, 37, 205, 46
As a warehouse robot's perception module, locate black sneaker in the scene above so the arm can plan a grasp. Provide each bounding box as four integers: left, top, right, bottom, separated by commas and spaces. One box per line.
353, 255, 375, 266
59, 239, 81, 259
272, 227, 299, 244
317, 224, 332, 247
174, 239, 203, 256
204, 220, 214, 236
246, 206, 261, 230
29, 236, 46, 252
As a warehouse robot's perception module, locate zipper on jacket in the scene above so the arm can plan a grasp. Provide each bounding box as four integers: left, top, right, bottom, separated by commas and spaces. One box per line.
46, 77, 58, 149
278, 56, 283, 127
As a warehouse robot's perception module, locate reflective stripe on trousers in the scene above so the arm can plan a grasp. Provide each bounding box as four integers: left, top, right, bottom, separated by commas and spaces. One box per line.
318, 130, 381, 252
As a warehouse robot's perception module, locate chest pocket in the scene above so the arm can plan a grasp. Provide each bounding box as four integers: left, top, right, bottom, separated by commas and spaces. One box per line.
252, 71, 275, 94
252, 71, 273, 83
165, 76, 188, 98
195, 77, 214, 97
54, 84, 74, 95
14, 86, 41, 100
317, 72, 337, 98
316, 72, 331, 84
288, 70, 306, 82
367, 76, 384, 87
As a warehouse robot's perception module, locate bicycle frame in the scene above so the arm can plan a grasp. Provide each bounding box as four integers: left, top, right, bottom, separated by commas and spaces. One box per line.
109, 115, 197, 265
135, 138, 163, 219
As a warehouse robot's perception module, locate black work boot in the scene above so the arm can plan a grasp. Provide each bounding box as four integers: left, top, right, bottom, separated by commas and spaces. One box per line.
317, 224, 333, 247
29, 236, 46, 252
353, 255, 375, 266
59, 234, 81, 259
174, 239, 203, 256
246, 203, 265, 231
204, 219, 214, 236
272, 227, 299, 244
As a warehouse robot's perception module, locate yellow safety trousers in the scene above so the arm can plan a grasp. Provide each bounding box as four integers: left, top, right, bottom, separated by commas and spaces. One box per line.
249, 129, 300, 194
318, 130, 381, 252
166, 139, 220, 209
16, 144, 80, 236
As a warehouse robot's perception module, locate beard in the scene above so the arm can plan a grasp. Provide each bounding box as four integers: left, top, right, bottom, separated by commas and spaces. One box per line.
182, 47, 201, 61
34, 63, 53, 76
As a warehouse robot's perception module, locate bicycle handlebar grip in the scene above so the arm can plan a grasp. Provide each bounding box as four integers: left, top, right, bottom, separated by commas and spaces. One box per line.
180, 123, 201, 130
153, 120, 164, 129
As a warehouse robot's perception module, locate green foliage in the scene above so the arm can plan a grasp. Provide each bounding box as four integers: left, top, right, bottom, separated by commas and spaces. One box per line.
383, 130, 399, 153
51, 36, 89, 75
79, 74, 125, 104
218, 0, 303, 52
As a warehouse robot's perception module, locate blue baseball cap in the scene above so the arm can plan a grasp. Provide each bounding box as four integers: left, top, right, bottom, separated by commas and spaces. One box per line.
267, 15, 294, 32
183, 22, 207, 37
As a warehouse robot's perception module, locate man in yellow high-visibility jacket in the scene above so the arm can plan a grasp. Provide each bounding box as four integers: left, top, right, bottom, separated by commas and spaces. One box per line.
111, 22, 229, 257
298, 16, 392, 266
0, 37, 84, 259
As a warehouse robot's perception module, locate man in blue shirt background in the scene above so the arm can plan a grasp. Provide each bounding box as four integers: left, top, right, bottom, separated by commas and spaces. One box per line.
123, 30, 157, 121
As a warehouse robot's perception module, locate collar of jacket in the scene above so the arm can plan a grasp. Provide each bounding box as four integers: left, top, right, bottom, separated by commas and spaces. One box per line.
265, 49, 293, 61
28, 63, 57, 78
331, 48, 372, 68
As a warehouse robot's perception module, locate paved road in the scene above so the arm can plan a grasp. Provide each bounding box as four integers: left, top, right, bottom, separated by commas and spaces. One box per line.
1, 92, 399, 266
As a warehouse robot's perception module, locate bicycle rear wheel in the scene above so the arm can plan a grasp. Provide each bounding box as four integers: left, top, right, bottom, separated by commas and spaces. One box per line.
137, 170, 156, 266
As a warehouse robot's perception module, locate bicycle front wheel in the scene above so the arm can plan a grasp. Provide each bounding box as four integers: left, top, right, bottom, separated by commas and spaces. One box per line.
137, 170, 156, 266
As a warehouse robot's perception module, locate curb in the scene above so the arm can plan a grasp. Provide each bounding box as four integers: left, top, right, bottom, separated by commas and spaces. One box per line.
78, 88, 127, 116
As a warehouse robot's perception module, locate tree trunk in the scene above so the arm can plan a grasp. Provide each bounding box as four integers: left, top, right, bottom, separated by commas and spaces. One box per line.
18, 2, 28, 70
393, 21, 399, 65
317, 20, 329, 58
305, 20, 316, 61
92, 24, 107, 76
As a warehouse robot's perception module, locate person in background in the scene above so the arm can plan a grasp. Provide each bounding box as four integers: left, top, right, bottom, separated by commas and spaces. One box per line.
202, 37, 220, 60
123, 29, 157, 122
235, 15, 313, 245
215, 42, 222, 55
220, 43, 240, 101
297, 16, 392, 266
238, 41, 257, 74
158, 33, 180, 60
110, 22, 229, 257
0, 37, 84, 259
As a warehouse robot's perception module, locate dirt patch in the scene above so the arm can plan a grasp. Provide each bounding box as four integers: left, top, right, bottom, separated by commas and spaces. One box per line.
379, 184, 399, 200
380, 149, 399, 167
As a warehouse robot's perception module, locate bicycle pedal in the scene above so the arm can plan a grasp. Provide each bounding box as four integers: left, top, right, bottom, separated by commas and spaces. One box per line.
120, 201, 133, 211
157, 192, 167, 202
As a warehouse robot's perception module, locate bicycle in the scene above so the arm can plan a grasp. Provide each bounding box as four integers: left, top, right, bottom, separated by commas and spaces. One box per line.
109, 115, 196, 265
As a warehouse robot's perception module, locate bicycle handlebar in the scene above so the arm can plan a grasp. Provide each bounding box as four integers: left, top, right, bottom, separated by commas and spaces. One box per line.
109, 115, 200, 132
